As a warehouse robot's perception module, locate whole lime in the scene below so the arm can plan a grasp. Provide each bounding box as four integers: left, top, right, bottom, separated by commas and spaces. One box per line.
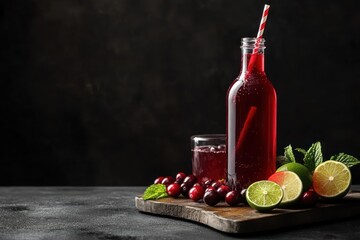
277, 162, 312, 191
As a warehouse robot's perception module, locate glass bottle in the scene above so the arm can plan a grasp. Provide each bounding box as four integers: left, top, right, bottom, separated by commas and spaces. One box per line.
226, 38, 277, 189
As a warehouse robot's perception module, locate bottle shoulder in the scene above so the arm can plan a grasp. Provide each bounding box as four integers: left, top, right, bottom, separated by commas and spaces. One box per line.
232, 71, 273, 86
227, 72, 276, 97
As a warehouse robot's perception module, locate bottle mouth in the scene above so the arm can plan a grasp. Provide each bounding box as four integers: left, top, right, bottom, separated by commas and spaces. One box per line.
241, 37, 265, 49
190, 134, 226, 141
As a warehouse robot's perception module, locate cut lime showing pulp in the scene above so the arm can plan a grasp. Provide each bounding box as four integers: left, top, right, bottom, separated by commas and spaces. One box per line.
246, 180, 283, 212
277, 162, 312, 191
268, 171, 303, 207
313, 160, 351, 199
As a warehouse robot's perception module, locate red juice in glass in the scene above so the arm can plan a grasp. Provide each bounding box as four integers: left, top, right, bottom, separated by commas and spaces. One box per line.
191, 135, 227, 183
227, 38, 276, 189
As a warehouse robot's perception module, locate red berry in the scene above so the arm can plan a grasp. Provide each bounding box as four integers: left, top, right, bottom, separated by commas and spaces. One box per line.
175, 172, 187, 184
225, 190, 241, 206
193, 182, 202, 187
301, 190, 318, 207
183, 175, 197, 186
189, 185, 205, 202
161, 176, 175, 186
174, 180, 182, 185
240, 188, 247, 197
154, 177, 164, 184
211, 181, 223, 189
166, 183, 181, 197
205, 186, 216, 193
240, 188, 247, 203
202, 179, 214, 189
180, 182, 192, 198
216, 185, 231, 199
203, 190, 220, 206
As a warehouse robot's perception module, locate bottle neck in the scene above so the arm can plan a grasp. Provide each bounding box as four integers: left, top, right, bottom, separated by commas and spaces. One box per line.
239, 38, 266, 75
240, 48, 265, 74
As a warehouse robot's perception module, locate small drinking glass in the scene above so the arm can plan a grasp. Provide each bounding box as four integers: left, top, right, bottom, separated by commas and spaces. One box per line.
191, 134, 227, 183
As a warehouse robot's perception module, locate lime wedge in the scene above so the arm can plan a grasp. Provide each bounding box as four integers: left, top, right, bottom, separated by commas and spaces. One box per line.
268, 171, 303, 207
313, 160, 351, 199
246, 180, 283, 212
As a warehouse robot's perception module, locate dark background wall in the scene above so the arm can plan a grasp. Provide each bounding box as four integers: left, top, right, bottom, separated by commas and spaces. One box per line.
1, 0, 360, 186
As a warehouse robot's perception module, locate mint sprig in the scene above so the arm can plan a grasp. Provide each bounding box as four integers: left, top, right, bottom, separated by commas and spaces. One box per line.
303, 142, 323, 172
143, 184, 168, 200
284, 145, 296, 163
330, 153, 360, 168
279, 141, 358, 173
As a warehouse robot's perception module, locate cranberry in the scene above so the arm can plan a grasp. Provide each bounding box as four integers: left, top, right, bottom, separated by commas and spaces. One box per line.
154, 177, 164, 184
193, 182, 202, 188
174, 180, 182, 185
240, 188, 247, 203
203, 190, 220, 206
189, 185, 205, 202
211, 181, 223, 189
205, 186, 216, 193
175, 172, 187, 184
180, 182, 192, 198
166, 183, 181, 197
301, 190, 318, 207
183, 175, 197, 186
161, 176, 175, 186
216, 185, 231, 199
203, 179, 214, 189
240, 188, 247, 196
225, 190, 241, 206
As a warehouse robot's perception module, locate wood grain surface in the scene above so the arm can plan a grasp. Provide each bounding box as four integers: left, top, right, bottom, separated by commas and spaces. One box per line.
135, 190, 360, 234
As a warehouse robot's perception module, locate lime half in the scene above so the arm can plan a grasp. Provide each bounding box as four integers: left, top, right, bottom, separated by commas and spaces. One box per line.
277, 162, 312, 191
268, 171, 303, 207
246, 180, 283, 212
313, 160, 351, 199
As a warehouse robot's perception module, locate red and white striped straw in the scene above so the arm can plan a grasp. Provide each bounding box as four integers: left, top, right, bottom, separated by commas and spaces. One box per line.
253, 4, 270, 53
257, 4, 270, 39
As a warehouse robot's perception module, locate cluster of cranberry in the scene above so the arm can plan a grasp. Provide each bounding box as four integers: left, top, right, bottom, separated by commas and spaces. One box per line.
154, 173, 246, 207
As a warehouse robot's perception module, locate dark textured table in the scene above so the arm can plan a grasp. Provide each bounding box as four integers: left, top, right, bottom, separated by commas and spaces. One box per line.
1, 187, 360, 240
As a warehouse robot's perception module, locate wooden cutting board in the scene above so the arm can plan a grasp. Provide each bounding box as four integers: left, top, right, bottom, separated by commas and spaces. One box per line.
135, 190, 360, 234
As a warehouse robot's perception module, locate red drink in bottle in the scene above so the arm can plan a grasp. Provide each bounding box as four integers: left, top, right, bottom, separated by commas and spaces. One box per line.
226, 38, 276, 189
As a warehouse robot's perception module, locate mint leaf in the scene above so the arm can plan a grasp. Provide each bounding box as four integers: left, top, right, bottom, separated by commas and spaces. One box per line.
143, 184, 168, 200
330, 153, 360, 168
303, 142, 323, 172
295, 148, 307, 155
284, 145, 296, 162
